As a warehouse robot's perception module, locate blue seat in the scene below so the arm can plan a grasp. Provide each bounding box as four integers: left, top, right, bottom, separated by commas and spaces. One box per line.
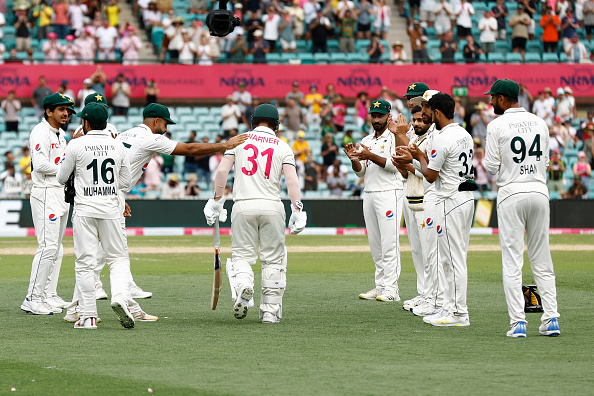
265, 53, 282, 64
314, 53, 330, 64
506, 52, 523, 62
330, 52, 348, 63
281, 52, 298, 63
298, 53, 315, 64
524, 53, 541, 62
543, 53, 559, 62
487, 52, 505, 63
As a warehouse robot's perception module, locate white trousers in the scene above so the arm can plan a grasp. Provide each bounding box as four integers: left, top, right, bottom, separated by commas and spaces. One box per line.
435, 192, 473, 316
231, 199, 286, 316
403, 202, 425, 296
72, 214, 134, 319
497, 192, 559, 325
95, 216, 138, 290
27, 187, 69, 301
421, 196, 442, 306
363, 189, 403, 292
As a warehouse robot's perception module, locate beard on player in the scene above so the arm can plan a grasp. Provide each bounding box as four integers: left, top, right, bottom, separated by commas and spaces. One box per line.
372, 117, 388, 132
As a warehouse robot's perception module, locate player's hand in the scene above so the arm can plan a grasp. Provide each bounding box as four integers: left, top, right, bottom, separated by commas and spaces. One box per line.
288, 202, 307, 234
224, 134, 248, 150
407, 143, 424, 160
123, 202, 132, 217
356, 143, 372, 160
392, 146, 413, 164
204, 196, 227, 226
72, 128, 85, 139
343, 143, 358, 161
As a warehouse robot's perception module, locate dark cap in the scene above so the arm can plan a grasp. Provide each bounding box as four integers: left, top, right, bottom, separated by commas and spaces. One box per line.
238, 81, 247, 87
403, 82, 430, 97
78, 102, 109, 124
369, 99, 391, 115
484, 79, 520, 98
84, 92, 109, 107
42, 93, 76, 113
143, 103, 176, 124
293, 81, 299, 87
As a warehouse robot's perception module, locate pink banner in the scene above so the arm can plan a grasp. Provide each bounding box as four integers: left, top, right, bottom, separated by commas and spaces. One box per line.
2, 63, 594, 99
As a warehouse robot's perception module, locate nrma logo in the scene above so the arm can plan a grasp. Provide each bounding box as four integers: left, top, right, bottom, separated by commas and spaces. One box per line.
0, 69, 31, 90
560, 70, 594, 93
107, 75, 148, 89
220, 76, 265, 88
336, 70, 382, 93
453, 72, 497, 90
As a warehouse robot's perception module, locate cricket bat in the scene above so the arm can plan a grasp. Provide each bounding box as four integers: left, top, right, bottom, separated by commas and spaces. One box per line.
211, 217, 223, 310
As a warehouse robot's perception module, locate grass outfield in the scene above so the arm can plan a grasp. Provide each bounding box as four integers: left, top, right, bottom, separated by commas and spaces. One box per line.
0, 234, 592, 395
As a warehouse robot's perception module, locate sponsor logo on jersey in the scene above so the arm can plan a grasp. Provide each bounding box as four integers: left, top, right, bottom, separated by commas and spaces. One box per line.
430, 150, 437, 159
426, 218, 433, 226
48, 214, 57, 222
386, 210, 394, 218
35, 144, 41, 151
437, 225, 442, 234
142, 163, 149, 172
54, 157, 61, 164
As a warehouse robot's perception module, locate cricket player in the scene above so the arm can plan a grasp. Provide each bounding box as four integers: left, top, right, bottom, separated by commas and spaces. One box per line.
21, 93, 75, 316
344, 99, 404, 303
396, 93, 475, 327
483, 79, 560, 337
57, 102, 134, 329
203, 104, 307, 324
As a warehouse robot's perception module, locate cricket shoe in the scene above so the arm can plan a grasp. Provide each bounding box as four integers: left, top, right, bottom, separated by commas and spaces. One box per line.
132, 310, 159, 322
64, 312, 101, 323
507, 321, 527, 338
262, 312, 280, 324
20, 299, 54, 315
111, 299, 135, 329
47, 295, 70, 309
74, 317, 98, 329
412, 301, 441, 317
95, 287, 108, 300
430, 312, 470, 327
423, 308, 446, 323
402, 295, 424, 311
376, 289, 401, 302
539, 318, 560, 337
130, 285, 152, 299
233, 286, 254, 320
359, 287, 384, 300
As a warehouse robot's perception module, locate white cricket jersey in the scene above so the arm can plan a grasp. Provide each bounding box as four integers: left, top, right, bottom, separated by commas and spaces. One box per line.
30, 119, 68, 188
484, 107, 549, 201
225, 126, 295, 201
427, 122, 474, 203
57, 130, 131, 219
116, 124, 177, 191
356, 128, 403, 192
409, 125, 436, 196
75, 122, 118, 139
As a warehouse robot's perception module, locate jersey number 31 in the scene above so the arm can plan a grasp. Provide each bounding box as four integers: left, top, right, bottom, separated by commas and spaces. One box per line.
242, 144, 274, 179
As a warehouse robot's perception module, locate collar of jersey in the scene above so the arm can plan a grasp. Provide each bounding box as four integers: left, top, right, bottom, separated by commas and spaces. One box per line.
371, 128, 390, 140
253, 126, 276, 136
86, 129, 111, 136
136, 123, 154, 134
436, 122, 459, 134
504, 107, 527, 114
42, 118, 60, 134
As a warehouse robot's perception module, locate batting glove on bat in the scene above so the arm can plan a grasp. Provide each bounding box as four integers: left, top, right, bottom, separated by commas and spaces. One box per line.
204, 196, 227, 226
288, 201, 307, 234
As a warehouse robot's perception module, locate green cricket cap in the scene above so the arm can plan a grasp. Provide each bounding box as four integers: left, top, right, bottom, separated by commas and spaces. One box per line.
143, 103, 176, 124
253, 103, 279, 121
78, 102, 109, 124
403, 82, 430, 97
42, 93, 76, 113
369, 99, 391, 115
84, 92, 109, 107
484, 79, 519, 98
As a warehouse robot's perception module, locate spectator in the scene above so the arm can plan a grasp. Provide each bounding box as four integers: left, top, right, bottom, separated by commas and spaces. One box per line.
208, 149, 224, 189
583, 123, 594, 165
541, 5, 561, 53
472, 148, 490, 192
279, 9, 297, 53
42, 32, 62, 64
196, 137, 211, 187
19, 147, 32, 180
368, 34, 385, 63
111, 73, 131, 117
0, 164, 23, 198
0, 40, 5, 63
190, 0, 208, 14
74, 28, 96, 64
584, 0, 594, 41
327, 157, 348, 178
62, 34, 80, 65
304, 83, 323, 126
338, 6, 356, 53
53, 0, 69, 39
479, 11, 498, 54
282, 97, 304, 141
373, 0, 391, 39
165, 16, 184, 61
355, 0, 374, 40
303, 152, 319, 191
320, 102, 336, 136
333, 94, 347, 132
185, 173, 201, 196
37, 1, 53, 39
276, 126, 290, 144
57, 80, 75, 102
228, 32, 249, 63
118, 26, 140, 64
557, 0, 571, 20
144, 155, 164, 192
221, 95, 242, 137
286, 81, 305, 106
250, 29, 269, 63
321, 133, 340, 178
454, 96, 466, 126
440, 30, 457, 63
324, 83, 338, 104
518, 84, 533, 110
77, 78, 96, 111
292, 130, 311, 163
561, 8, 580, 48
95, 18, 118, 61
409, 0, 420, 25
232, 81, 252, 121
565, 33, 590, 63
67, 0, 87, 37
262, 5, 282, 53
310, 9, 332, 53
143, 1, 162, 40
161, 173, 185, 198
327, 164, 347, 196
14, 10, 32, 52
565, 86, 577, 120
555, 87, 574, 122
510, 4, 531, 60
287, 0, 305, 40
547, 148, 566, 192
408, 20, 429, 63
104, 0, 121, 27
354, 91, 369, 129
161, 132, 175, 174
470, 101, 491, 147
550, 116, 568, 153
145, 79, 159, 105
1, 91, 21, 132
433, 0, 453, 39
420, 0, 437, 27
31, 75, 52, 119
455, 0, 474, 39
563, 177, 588, 198
491, 0, 508, 40
573, 151, 592, 185
390, 40, 408, 63
535, 87, 555, 125
244, 9, 264, 46
183, 131, 200, 175
5, 47, 21, 63
463, 34, 483, 62
178, 30, 197, 64
4, 150, 15, 169
342, 129, 355, 147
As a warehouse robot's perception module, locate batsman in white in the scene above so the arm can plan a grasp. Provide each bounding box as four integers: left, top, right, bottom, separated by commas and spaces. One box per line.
396, 93, 475, 327
344, 99, 404, 303
203, 103, 307, 324
57, 102, 135, 329
483, 79, 560, 338
21, 93, 75, 315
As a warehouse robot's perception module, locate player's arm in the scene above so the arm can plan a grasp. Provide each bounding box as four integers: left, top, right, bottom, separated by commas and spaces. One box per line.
56, 144, 76, 185
171, 134, 247, 156
30, 129, 60, 176
284, 163, 307, 234
388, 114, 410, 146
484, 125, 501, 175
213, 154, 235, 200
118, 148, 132, 192
407, 143, 439, 183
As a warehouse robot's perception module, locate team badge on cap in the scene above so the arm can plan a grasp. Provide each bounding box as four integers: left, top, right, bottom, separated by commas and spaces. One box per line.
369, 99, 391, 115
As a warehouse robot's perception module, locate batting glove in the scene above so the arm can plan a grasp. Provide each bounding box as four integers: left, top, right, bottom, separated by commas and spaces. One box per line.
288, 201, 307, 235
204, 197, 227, 226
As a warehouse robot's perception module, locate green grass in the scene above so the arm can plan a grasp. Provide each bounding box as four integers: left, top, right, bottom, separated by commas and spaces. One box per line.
0, 235, 593, 395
